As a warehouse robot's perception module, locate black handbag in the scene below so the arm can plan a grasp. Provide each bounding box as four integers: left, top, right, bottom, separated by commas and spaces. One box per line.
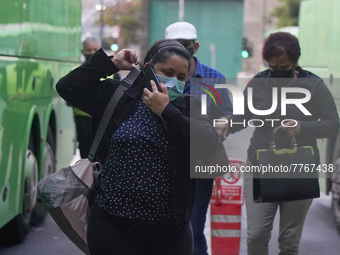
253, 126, 320, 203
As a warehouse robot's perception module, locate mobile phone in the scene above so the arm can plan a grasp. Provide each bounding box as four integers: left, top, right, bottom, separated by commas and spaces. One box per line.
142, 64, 162, 92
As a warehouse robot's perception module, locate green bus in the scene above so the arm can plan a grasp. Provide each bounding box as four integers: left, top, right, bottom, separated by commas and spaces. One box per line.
0, 0, 81, 242
298, 0, 340, 232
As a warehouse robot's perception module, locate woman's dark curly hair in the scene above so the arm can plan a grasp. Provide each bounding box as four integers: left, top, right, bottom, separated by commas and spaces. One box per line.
143, 39, 191, 70
262, 32, 301, 64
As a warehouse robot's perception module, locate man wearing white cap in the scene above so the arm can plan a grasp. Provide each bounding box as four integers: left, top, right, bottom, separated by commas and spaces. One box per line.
165, 22, 233, 255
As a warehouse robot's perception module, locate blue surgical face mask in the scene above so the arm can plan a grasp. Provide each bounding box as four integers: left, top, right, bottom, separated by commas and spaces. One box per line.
156, 74, 185, 101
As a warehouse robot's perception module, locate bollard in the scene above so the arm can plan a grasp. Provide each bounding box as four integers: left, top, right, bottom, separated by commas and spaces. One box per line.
210, 160, 244, 255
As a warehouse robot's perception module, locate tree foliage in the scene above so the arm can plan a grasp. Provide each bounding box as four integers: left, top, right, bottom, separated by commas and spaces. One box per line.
270, 0, 300, 27
101, 0, 141, 46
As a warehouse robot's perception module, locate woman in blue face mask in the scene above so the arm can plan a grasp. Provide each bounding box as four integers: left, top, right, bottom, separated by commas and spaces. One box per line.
141, 40, 191, 105
56, 39, 219, 255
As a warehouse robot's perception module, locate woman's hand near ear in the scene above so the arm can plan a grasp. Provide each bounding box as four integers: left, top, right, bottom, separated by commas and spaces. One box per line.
112, 49, 139, 70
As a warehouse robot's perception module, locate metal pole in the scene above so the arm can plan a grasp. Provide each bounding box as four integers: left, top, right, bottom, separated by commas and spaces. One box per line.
179, 0, 184, 21
210, 43, 216, 69
262, 0, 267, 38
99, 0, 104, 39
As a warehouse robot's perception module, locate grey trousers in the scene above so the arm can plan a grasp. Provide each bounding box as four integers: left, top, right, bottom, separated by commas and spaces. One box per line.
244, 162, 313, 255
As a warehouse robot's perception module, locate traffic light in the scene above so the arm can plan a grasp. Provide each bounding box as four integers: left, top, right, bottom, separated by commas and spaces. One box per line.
242, 37, 253, 59
111, 43, 118, 52
241, 49, 250, 59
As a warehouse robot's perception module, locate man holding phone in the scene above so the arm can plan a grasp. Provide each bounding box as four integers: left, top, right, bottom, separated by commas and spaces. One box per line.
165, 22, 233, 255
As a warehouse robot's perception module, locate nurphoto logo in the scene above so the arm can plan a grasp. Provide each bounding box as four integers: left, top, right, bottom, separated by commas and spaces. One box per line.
201, 83, 312, 128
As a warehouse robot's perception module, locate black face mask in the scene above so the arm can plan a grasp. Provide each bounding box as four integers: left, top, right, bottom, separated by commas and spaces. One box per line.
270, 67, 295, 78
84, 54, 93, 62
185, 47, 194, 56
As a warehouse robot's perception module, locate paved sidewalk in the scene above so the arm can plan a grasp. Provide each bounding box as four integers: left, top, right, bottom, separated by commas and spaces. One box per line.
205, 192, 340, 254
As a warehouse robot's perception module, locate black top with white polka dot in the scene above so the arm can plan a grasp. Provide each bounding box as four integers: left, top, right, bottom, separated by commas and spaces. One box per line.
95, 99, 174, 220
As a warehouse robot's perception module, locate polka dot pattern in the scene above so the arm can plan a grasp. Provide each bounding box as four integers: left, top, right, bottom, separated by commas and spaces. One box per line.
96, 99, 174, 220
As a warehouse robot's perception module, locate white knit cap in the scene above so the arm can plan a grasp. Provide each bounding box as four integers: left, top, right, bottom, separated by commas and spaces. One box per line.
164, 22, 197, 40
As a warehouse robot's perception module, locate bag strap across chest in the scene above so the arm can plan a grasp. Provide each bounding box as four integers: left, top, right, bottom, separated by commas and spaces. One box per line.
88, 67, 141, 162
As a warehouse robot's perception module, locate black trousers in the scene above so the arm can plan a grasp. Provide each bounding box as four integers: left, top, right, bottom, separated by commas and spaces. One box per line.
87, 207, 193, 255
74, 115, 92, 158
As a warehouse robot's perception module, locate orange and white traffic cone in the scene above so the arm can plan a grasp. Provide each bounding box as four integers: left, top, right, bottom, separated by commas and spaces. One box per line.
210, 160, 245, 255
